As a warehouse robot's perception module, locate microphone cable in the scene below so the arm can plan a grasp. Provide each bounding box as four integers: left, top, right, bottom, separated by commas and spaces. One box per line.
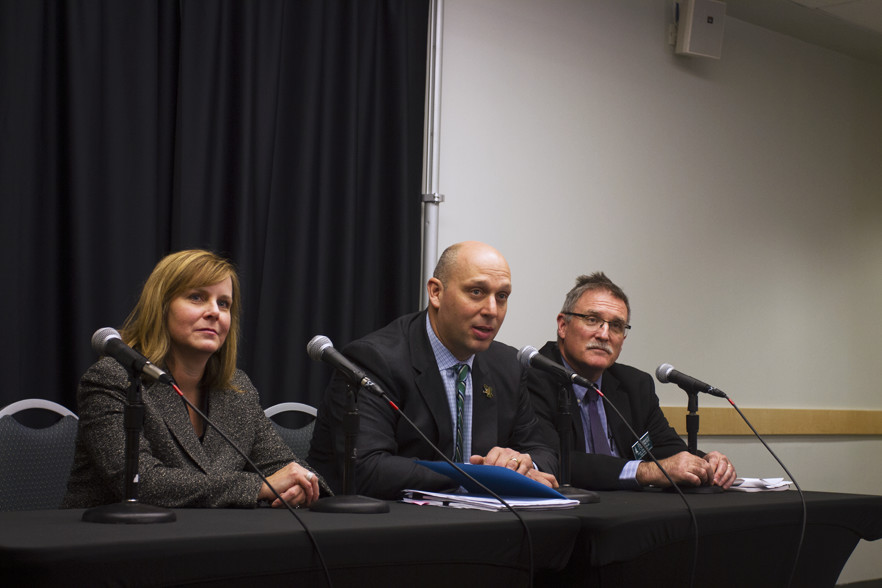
588, 383, 700, 588
94, 328, 333, 584
169, 382, 334, 588
517, 345, 698, 588
371, 390, 536, 588
656, 360, 806, 588
309, 335, 537, 586
720, 394, 806, 588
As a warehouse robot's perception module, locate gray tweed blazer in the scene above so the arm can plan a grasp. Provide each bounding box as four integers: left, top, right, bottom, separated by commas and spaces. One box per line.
63, 357, 321, 508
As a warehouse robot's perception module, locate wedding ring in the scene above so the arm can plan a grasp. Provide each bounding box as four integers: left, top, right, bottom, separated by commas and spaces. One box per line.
306, 471, 314, 481
509, 457, 520, 465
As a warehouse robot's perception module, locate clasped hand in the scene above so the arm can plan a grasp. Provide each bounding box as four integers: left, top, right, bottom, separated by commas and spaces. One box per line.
259, 462, 320, 508
469, 446, 559, 488
637, 450, 736, 489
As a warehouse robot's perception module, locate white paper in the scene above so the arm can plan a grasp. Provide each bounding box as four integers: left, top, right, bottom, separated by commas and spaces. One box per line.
728, 477, 791, 492
401, 489, 580, 511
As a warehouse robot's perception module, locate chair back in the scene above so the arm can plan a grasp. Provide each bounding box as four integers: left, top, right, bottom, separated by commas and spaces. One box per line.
0, 399, 79, 511
264, 402, 317, 461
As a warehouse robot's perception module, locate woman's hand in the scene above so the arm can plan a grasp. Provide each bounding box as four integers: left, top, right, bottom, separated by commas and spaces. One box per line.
259, 462, 320, 508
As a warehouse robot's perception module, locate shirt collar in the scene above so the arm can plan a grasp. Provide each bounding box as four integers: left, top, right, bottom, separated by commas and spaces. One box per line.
560, 354, 602, 399
426, 313, 474, 372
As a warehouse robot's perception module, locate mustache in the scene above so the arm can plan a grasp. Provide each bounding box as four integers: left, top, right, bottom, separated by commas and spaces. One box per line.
586, 341, 613, 354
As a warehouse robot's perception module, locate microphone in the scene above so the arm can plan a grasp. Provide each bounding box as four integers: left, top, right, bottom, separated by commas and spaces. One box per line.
655, 363, 726, 398
307, 335, 384, 395
517, 345, 593, 389
309, 342, 538, 578
89, 331, 331, 582
92, 328, 176, 386
521, 346, 702, 585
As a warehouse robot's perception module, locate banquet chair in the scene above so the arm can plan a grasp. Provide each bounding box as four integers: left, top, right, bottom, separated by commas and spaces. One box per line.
264, 402, 318, 461
0, 399, 79, 511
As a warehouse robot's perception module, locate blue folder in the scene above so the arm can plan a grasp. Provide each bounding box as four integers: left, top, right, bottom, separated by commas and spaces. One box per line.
416, 461, 568, 499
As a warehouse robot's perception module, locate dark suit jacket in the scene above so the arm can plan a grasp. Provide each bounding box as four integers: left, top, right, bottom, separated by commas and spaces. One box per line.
308, 311, 558, 499
63, 357, 316, 508
526, 341, 687, 490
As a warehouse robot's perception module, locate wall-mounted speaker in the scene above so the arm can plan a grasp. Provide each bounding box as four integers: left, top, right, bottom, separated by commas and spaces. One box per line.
675, 0, 726, 59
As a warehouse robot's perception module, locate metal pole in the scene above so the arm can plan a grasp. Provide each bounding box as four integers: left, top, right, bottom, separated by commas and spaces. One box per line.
420, 0, 444, 308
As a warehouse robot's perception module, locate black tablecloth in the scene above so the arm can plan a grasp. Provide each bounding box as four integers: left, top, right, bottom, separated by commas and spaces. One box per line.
541, 489, 882, 587
2, 489, 881, 587
0, 502, 580, 586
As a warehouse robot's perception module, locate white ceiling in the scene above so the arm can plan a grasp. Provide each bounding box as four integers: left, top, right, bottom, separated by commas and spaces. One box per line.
793, 0, 882, 34
724, 0, 882, 64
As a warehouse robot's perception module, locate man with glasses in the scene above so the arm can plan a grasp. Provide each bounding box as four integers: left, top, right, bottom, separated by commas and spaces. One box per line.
527, 272, 736, 490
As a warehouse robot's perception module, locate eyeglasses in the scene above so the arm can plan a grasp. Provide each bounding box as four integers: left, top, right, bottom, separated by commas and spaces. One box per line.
563, 312, 631, 337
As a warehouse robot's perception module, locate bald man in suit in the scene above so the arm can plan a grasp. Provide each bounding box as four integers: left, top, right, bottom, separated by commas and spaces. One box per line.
309, 241, 558, 499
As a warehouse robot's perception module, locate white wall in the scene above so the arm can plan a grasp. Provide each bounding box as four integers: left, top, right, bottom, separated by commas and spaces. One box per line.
436, 0, 882, 583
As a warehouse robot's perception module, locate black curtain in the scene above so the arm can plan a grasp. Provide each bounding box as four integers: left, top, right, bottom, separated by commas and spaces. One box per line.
0, 0, 428, 412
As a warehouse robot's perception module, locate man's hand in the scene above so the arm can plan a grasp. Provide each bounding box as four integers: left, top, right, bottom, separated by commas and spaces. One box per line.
636, 451, 714, 487
526, 468, 559, 488
470, 446, 533, 475
470, 447, 559, 488
704, 451, 737, 489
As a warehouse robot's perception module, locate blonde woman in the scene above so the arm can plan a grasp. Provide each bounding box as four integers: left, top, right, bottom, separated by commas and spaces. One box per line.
64, 250, 325, 508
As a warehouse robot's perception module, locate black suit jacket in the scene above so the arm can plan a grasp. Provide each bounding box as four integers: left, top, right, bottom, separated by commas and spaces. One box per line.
526, 341, 687, 490
308, 311, 558, 499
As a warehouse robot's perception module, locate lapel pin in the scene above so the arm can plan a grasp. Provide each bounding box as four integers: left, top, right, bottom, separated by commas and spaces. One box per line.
482, 385, 493, 399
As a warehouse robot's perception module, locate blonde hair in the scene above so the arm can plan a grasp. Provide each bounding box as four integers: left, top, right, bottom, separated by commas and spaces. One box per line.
120, 250, 241, 390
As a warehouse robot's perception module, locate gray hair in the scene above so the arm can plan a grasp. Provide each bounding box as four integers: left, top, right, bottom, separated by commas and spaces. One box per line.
560, 272, 630, 322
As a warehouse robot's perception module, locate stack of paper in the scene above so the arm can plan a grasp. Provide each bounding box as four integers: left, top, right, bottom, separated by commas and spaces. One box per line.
402, 489, 579, 511
728, 477, 791, 492
401, 461, 580, 511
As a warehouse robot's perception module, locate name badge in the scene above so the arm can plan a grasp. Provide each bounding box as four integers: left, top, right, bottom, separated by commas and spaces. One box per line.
632, 431, 653, 460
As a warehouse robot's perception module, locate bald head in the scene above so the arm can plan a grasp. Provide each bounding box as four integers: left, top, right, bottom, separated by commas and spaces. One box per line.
434, 241, 510, 283
427, 241, 512, 360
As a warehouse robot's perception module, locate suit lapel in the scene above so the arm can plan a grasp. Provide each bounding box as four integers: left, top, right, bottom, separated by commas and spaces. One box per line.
409, 314, 455, 454
545, 343, 588, 452
148, 382, 211, 472
601, 369, 637, 459
200, 389, 231, 462
567, 382, 588, 452
470, 356, 498, 454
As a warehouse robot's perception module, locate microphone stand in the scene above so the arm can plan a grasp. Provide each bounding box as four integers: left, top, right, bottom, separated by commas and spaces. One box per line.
554, 383, 599, 504
310, 383, 389, 513
82, 370, 176, 523
686, 390, 700, 455
673, 391, 722, 494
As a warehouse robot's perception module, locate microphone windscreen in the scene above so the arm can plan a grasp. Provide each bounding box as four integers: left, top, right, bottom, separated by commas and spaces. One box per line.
517, 345, 538, 369
306, 335, 333, 361
655, 363, 675, 383
92, 327, 122, 356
